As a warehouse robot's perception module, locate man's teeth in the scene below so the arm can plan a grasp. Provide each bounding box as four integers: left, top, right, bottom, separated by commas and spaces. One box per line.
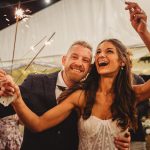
72, 68, 81, 72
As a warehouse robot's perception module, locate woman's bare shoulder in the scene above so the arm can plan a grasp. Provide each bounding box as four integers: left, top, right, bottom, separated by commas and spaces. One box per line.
67, 90, 86, 108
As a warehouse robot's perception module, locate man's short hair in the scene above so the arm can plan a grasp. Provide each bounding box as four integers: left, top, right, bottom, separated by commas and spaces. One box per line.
69, 40, 93, 52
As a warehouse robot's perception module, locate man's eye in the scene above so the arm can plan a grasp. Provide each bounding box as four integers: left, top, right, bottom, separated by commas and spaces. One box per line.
83, 59, 90, 63
72, 56, 78, 59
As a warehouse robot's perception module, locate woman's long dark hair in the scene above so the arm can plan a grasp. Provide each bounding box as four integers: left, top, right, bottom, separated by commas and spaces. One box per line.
58, 39, 137, 130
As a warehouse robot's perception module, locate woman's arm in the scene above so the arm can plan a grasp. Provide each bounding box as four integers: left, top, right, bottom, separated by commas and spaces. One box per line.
1, 70, 85, 132
133, 80, 150, 103
12, 84, 84, 132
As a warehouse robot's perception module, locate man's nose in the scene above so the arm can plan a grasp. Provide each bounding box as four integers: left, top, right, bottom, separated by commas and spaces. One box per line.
75, 58, 84, 67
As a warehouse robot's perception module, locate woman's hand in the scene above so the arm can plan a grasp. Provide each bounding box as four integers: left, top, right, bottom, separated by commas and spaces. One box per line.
125, 2, 147, 33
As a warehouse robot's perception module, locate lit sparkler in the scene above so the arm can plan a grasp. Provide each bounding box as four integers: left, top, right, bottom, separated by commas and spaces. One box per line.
10, 2, 21, 75
10, 2, 31, 75
21, 36, 47, 58
15, 8, 24, 19
15, 32, 56, 83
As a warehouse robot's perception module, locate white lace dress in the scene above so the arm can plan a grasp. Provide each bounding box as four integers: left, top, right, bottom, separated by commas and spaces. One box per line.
78, 116, 128, 150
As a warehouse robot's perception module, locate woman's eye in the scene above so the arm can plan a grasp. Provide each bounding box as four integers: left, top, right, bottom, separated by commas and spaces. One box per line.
96, 51, 101, 54
107, 50, 113, 53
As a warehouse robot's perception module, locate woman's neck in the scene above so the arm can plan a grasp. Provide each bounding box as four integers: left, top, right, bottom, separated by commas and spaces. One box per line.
98, 76, 115, 95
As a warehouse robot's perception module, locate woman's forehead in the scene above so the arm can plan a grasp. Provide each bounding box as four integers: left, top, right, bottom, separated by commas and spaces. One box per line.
97, 41, 116, 50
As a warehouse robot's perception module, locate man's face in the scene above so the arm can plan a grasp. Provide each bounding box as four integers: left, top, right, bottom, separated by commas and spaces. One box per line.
62, 44, 92, 84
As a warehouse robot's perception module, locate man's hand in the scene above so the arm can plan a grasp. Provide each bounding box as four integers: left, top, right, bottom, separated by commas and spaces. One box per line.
114, 132, 130, 150
125, 2, 147, 33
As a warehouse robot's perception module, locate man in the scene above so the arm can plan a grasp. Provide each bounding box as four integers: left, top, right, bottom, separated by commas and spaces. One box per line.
0, 41, 131, 150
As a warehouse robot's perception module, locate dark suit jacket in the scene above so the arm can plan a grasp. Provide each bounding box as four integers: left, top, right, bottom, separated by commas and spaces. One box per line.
0, 72, 79, 150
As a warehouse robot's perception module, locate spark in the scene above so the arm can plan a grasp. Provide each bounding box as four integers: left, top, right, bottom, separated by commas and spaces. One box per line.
15, 8, 25, 19
30, 46, 35, 51
6, 18, 10, 22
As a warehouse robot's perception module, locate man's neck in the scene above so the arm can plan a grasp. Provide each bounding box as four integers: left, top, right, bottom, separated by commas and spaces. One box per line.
62, 71, 75, 88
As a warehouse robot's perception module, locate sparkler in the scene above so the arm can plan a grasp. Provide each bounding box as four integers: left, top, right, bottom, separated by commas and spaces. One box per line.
10, 2, 21, 75
10, 2, 31, 75
0, 58, 4, 68
22, 35, 47, 59
15, 32, 56, 83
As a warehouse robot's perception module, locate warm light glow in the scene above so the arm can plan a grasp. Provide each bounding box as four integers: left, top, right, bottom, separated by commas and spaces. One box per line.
44, 39, 54, 46
15, 8, 24, 19
30, 46, 35, 51
45, 0, 51, 4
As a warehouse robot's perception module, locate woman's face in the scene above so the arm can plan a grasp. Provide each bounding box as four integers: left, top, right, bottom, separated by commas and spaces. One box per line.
95, 41, 123, 77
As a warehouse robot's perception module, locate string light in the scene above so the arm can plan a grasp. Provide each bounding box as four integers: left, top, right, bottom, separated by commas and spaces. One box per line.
45, 0, 51, 4
0, 0, 38, 8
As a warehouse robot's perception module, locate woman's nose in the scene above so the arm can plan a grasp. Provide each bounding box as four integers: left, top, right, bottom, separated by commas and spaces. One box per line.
98, 52, 106, 57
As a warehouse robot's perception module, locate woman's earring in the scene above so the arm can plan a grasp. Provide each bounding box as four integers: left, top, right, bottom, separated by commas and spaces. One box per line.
121, 67, 124, 70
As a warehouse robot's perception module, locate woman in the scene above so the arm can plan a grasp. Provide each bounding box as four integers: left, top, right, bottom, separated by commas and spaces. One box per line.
2, 38, 149, 150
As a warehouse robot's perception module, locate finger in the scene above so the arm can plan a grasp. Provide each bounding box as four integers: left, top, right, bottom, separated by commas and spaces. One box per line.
125, 5, 138, 21
134, 15, 145, 24
0, 85, 15, 96
0, 77, 7, 82
125, 2, 141, 10
4, 86, 15, 93
124, 132, 130, 138
0, 90, 4, 96
1, 87, 6, 92
1, 78, 15, 88
114, 133, 130, 143
2, 91, 14, 96
1, 81, 13, 88
134, 13, 147, 21
0, 69, 6, 76
114, 138, 129, 150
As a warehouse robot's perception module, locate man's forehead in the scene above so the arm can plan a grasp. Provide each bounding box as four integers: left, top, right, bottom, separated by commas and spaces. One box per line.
69, 45, 92, 55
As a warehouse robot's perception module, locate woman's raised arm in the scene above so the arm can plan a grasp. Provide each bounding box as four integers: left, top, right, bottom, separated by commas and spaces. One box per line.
133, 80, 150, 103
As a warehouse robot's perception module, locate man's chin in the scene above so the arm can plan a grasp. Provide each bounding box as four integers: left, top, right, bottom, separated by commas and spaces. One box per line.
71, 76, 83, 83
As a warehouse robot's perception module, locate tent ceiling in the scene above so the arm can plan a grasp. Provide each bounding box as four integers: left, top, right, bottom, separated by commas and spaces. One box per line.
0, 0, 150, 74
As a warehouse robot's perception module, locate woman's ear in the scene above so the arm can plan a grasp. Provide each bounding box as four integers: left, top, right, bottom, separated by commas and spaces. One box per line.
121, 62, 125, 67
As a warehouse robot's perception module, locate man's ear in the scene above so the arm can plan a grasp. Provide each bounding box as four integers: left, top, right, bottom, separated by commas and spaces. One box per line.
62, 56, 66, 66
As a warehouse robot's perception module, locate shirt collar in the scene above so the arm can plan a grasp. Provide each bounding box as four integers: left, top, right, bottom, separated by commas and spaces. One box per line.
56, 71, 68, 88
